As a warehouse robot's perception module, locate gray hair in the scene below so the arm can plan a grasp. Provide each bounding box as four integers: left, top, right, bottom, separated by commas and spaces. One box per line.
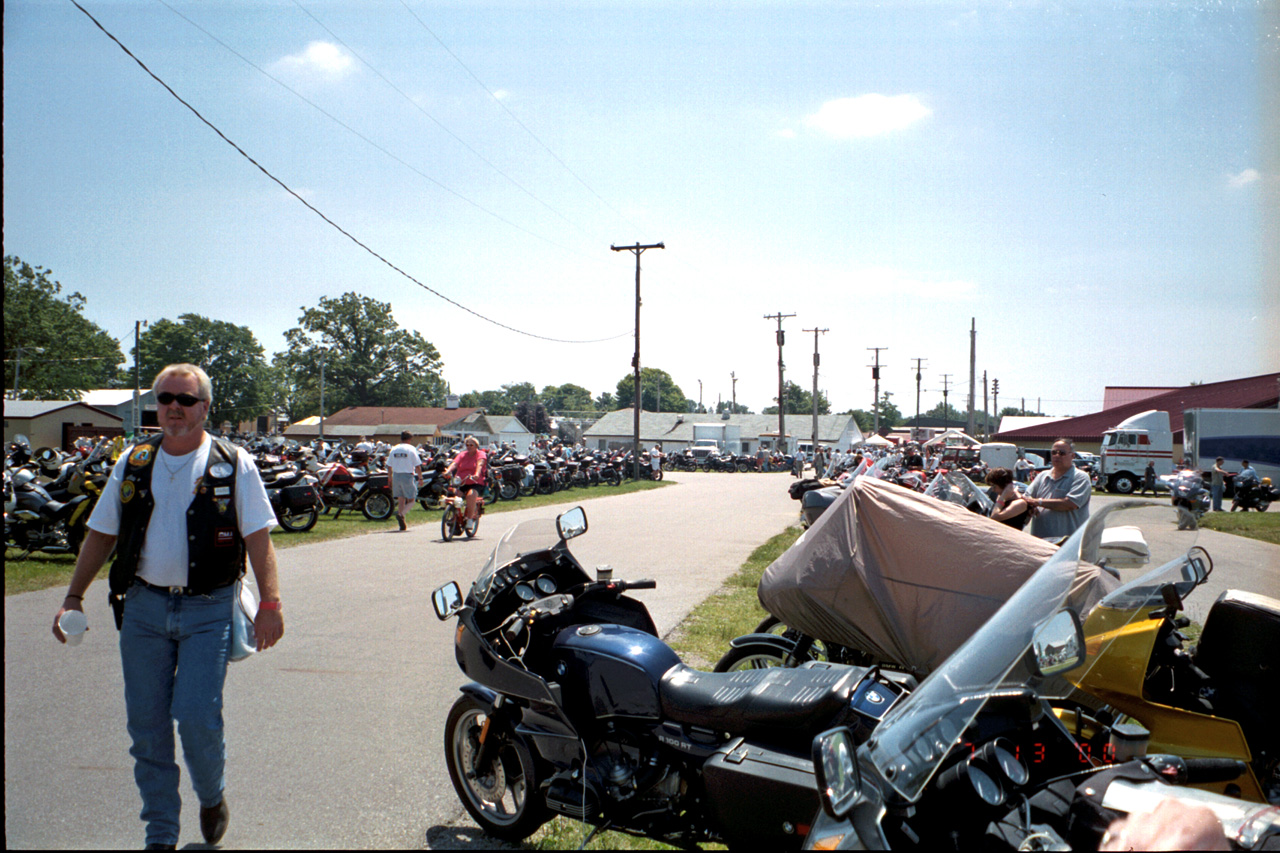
152, 363, 212, 402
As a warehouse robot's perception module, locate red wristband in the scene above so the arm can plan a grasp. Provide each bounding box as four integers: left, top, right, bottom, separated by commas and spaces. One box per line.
258, 601, 282, 611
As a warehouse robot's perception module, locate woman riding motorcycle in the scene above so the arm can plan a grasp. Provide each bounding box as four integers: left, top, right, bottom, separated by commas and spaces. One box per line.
444, 436, 488, 534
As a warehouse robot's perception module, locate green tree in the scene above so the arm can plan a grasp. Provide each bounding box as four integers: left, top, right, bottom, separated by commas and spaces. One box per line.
512, 400, 552, 435
874, 392, 903, 427
614, 368, 686, 412
762, 381, 831, 415
594, 390, 616, 411
3, 256, 124, 398
924, 401, 965, 424
715, 401, 752, 415
849, 409, 875, 434
459, 389, 513, 415
541, 383, 595, 412
137, 314, 270, 426
277, 293, 446, 417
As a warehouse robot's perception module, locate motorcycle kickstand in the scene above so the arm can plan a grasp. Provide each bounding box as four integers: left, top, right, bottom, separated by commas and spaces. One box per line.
576, 820, 612, 850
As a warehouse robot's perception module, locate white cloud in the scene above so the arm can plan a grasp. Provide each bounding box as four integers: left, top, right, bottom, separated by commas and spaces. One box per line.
491, 89, 511, 101
775, 128, 797, 139
274, 42, 353, 78
850, 266, 976, 301
1228, 168, 1260, 188
803, 94, 931, 139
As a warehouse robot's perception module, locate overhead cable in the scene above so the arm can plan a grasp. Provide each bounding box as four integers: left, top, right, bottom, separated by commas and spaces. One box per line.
154, 0, 596, 265
70, 0, 630, 345
290, 0, 603, 248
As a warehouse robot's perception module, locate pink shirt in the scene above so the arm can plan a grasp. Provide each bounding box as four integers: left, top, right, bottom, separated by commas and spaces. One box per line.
454, 449, 488, 484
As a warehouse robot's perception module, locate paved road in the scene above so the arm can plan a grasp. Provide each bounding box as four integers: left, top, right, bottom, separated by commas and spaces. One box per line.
4, 471, 801, 850
7, 477, 1276, 849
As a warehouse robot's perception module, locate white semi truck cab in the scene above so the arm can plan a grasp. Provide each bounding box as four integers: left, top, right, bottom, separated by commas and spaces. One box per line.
1099, 410, 1174, 494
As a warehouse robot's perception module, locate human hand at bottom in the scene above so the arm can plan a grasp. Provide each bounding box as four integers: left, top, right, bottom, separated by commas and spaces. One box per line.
1100, 799, 1227, 851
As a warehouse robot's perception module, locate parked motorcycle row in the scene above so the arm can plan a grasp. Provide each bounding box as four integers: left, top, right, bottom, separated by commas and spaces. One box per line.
432, 478, 1279, 850
4, 435, 116, 558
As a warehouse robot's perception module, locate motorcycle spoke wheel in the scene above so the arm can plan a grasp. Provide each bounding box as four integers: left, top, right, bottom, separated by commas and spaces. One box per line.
713, 644, 793, 672
278, 506, 319, 532
362, 493, 394, 521
444, 697, 547, 841
442, 508, 456, 541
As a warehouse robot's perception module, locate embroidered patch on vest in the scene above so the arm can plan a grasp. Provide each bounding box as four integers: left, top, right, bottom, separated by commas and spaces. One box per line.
120, 480, 136, 503
215, 528, 236, 547
209, 462, 235, 480
128, 445, 153, 467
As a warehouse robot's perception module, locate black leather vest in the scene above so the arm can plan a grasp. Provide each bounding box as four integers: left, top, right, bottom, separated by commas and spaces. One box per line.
108, 435, 246, 603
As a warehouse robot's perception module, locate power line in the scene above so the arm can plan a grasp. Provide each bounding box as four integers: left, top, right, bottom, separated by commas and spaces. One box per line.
289, 0, 602, 247
72, 0, 628, 345
398, 0, 646, 236
154, 0, 598, 265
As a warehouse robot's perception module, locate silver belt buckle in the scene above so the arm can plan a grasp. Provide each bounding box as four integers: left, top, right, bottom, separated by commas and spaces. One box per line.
168, 585, 185, 595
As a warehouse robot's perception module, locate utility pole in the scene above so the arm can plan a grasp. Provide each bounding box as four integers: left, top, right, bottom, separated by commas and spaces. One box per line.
132, 320, 146, 435
940, 373, 953, 431
911, 357, 927, 441
698, 379, 703, 413
967, 318, 977, 436
804, 327, 828, 453
866, 347, 887, 435
612, 241, 665, 480
992, 377, 1000, 436
730, 371, 738, 413
764, 313, 795, 453
982, 371, 989, 438
10, 345, 47, 401
318, 349, 326, 442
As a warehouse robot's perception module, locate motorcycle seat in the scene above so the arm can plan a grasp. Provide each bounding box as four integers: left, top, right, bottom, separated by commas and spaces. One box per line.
658, 662, 862, 740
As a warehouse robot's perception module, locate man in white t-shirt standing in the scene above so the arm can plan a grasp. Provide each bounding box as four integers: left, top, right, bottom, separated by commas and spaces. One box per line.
51, 363, 282, 849
387, 431, 422, 531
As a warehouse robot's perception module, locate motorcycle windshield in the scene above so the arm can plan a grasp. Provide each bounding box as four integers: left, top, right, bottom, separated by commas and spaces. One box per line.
865, 501, 1198, 802
472, 516, 563, 606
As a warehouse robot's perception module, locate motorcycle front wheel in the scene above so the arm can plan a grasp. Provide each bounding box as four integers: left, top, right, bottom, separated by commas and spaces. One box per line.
444, 695, 548, 842
442, 507, 456, 541
278, 506, 320, 533
362, 492, 394, 521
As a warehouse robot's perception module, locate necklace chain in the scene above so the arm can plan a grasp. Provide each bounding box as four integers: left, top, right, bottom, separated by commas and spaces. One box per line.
159, 450, 195, 482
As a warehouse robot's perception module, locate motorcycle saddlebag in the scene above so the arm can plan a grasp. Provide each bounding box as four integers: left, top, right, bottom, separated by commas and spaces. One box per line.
1193, 589, 1280, 745
702, 742, 817, 849
283, 484, 319, 510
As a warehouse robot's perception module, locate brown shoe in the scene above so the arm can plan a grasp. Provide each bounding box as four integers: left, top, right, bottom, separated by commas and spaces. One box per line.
397, 512, 407, 531
200, 798, 230, 845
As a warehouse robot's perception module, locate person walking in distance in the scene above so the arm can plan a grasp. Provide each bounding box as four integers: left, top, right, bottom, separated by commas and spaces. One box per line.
51, 364, 283, 850
387, 431, 422, 531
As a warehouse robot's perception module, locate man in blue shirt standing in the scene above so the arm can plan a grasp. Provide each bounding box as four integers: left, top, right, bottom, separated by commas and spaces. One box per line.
1025, 438, 1093, 540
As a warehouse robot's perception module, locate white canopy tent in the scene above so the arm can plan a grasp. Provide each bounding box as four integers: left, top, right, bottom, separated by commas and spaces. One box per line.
923, 428, 981, 448
859, 434, 894, 447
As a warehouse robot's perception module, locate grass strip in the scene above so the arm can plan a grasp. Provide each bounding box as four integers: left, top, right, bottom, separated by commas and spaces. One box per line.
527, 524, 805, 850
1198, 511, 1280, 546
3, 479, 669, 596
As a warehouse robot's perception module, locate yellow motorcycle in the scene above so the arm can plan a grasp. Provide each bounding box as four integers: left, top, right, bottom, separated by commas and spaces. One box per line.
1062, 506, 1278, 804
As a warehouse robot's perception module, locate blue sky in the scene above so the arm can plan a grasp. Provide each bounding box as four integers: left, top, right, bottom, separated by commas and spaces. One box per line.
5, 1, 1277, 419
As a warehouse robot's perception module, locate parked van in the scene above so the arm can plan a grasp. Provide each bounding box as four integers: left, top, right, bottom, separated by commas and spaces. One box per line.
979, 442, 1019, 472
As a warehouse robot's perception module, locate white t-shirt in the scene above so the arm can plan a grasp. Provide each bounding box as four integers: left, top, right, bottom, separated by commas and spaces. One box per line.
88, 435, 277, 587
386, 443, 421, 475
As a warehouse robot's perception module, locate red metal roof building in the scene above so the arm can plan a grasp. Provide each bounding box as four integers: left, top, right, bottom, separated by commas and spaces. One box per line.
993, 373, 1280, 451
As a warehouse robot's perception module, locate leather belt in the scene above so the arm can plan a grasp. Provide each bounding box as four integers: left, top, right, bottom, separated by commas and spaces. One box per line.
134, 577, 234, 597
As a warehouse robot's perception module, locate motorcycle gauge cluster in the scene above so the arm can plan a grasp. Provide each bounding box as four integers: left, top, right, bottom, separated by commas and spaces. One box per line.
935, 737, 1029, 807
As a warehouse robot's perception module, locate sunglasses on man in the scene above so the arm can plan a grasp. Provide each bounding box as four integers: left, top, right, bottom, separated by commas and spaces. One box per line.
156, 392, 205, 407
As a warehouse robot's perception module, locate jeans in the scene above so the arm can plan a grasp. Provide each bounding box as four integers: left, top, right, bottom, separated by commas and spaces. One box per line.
1211, 484, 1224, 511
119, 582, 234, 846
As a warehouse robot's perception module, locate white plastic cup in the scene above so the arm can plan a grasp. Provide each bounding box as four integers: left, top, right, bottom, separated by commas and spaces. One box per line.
59, 610, 88, 646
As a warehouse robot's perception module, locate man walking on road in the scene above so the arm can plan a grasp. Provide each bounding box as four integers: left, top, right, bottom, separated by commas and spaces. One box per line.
51, 363, 283, 850
387, 431, 422, 531
1025, 438, 1092, 540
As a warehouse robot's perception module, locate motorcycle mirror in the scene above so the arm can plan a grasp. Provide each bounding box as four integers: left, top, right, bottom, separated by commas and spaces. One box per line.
1187, 546, 1213, 583
812, 727, 861, 819
431, 581, 463, 621
557, 507, 588, 541
1030, 609, 1085, 677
